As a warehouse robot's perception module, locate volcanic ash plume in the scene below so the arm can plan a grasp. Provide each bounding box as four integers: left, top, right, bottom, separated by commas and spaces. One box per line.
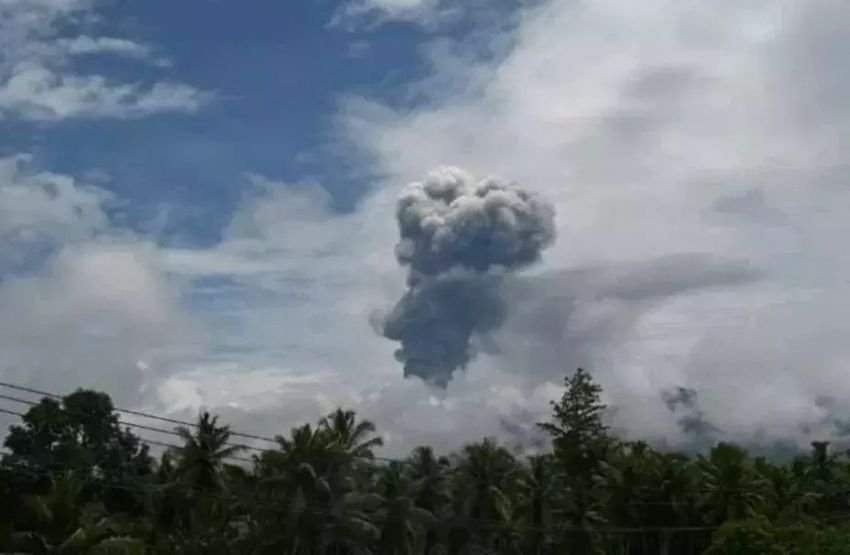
382, 166, 556, 387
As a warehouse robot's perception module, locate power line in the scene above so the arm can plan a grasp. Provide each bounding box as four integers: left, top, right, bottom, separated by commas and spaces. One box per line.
0, 380, 278, 444
0, 393, 837, 503
0, 401, 254, 464
0, 405, 193, 465
0, 380, 404, 465
0, 384, 290, 462
4, 393, 847, 506
0, 387, 387, 464
0, 406, 24, 419
4, 380, 850, 502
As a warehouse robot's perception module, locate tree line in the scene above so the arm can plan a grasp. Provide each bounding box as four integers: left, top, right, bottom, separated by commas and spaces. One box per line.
2, 369, 850, 554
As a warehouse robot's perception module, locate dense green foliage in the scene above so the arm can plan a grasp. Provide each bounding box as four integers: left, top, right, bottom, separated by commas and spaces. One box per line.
3, 369, 850, 554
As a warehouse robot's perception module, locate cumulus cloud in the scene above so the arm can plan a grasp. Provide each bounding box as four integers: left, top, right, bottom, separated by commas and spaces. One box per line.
0, 155, 110, 270
145, 173, 760, 455
139, 0, 850, 455
6, 0, 850, 457
0, 65, 209, 120
0, 0, 209, 120
326, 0, 850, 450
0, 242, 202, 402
158, 175, 400, 378
0, 159, 202, 407
147, 170, 559, 454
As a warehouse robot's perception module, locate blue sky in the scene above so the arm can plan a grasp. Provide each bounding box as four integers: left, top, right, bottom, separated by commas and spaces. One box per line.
2, 0, 850, 454
1, 0, 434, 244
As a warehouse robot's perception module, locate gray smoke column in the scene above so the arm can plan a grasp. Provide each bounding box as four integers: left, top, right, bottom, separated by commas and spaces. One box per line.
382, 166, 556, 387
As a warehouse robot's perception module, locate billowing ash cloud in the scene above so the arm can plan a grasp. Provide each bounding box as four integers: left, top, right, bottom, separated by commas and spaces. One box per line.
382, 166, 556, 387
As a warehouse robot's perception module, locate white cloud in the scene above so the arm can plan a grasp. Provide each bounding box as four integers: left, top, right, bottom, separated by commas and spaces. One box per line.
5, 0, 850, 456
331, 0, 449, 28
0, 0, 209, 120
324, 0, 850, 449
0, 64, 209, 120
0, 155, 109, 268
158, 175, 401, 377
137, 0, 850, 454
59, 35, 152, 58
0, 242, 203, 411
0, 158, 203, 407
330, 0, 527, 33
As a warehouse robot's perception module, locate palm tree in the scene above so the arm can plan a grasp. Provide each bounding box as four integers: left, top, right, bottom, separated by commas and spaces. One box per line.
262, 420, 382, 555
166, 413, 246, 552
263, 423, 339, 489
595, 443, 703, 555
755, 457, 817, 523
407, 447, 451, 515
375, 462, 435, 555
321, 488, 382, 555
517, 455, 559, 555
698, 443, 765, 523
285, 462, 335, 554
251, 424, 336, 553
451, 439, 520, 553
650, 451, 704, 555
596, 442, 651, 527
319, 408, 384, 498
11, 471, 146, 553
173, 412, 244, 493
320, 408, 384, 460
280, 462, 381, 555
406, 446, 450, 555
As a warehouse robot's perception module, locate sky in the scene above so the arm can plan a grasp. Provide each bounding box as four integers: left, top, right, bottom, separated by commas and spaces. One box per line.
1, 0, 849, 456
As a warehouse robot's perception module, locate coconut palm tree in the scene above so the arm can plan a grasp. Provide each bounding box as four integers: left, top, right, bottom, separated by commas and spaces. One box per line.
11, 471, 146, 553
318, 408, 383, 497
650, 451, 704, 555
285, 462, 335, 554
173, 412, 244, 493
321, 488, 382, 555
281, 462, 380, 555
375, 462, 435, 555
250, 424, 336, 553
320, 408, 383, 461
260, 423, 342, 493
406, 446, 450, 554
516, 455, 559, 555
451, 439, 520, 553
755, 457, 817, 523
698, 443, 766, 523
407, 447, 451, 514
261, 419, 382, 555
165, 413, 247, 552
